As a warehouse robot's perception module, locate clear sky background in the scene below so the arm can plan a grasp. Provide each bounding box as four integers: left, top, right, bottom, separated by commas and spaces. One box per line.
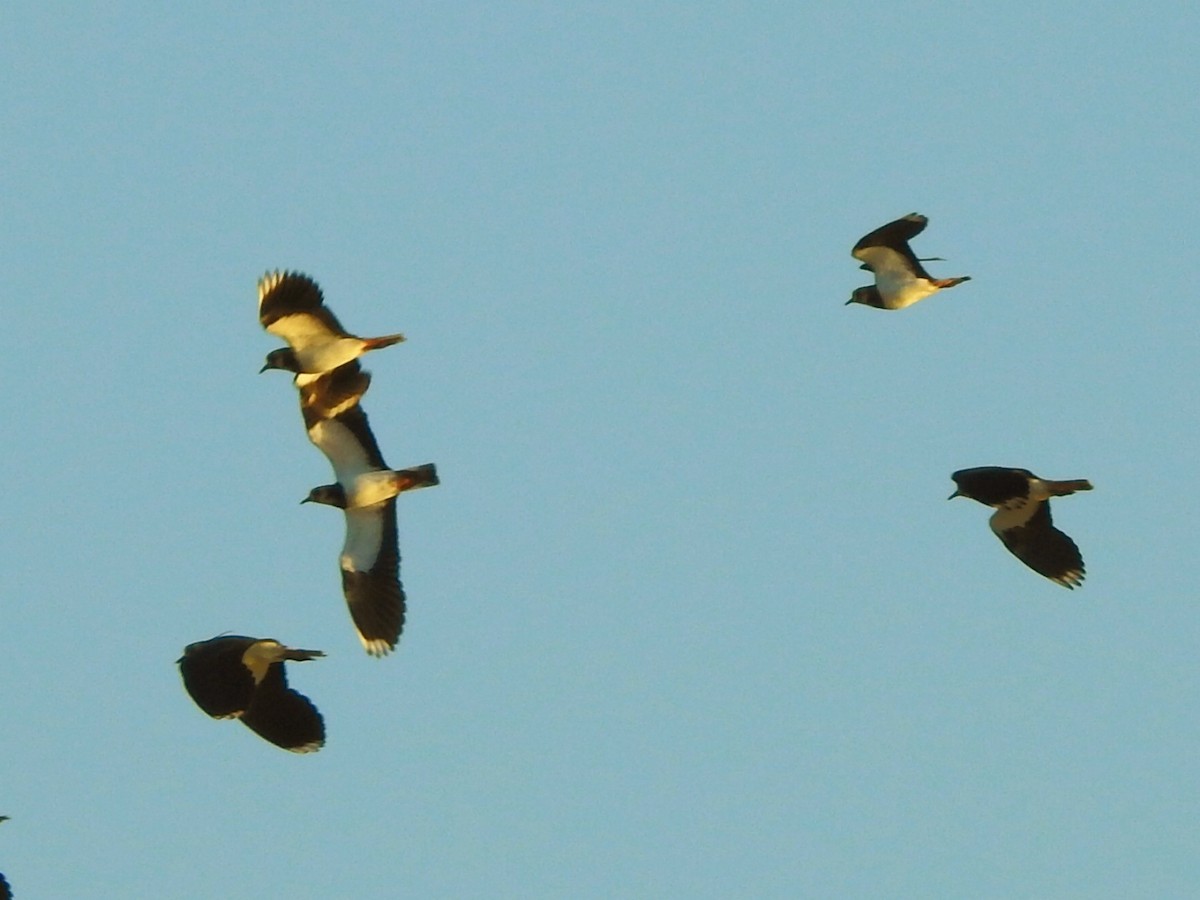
3, 3, 1199, 897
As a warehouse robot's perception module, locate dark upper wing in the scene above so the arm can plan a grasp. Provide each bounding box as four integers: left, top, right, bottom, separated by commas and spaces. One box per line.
0, 871, 10, 900
307, 404, 389, 485
996, 502, 1085, 589
178, 637, 257, 718
341, 498, 405, 656
851, 213, 930, 278
257, 270, 349, 348
299, 362, 372, 428
241, 663, 325, 753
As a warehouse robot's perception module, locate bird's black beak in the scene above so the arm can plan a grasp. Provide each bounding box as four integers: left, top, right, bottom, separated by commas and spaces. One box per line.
844, 298, 855, 305
300, 497, 311, 505
259, 363, 271, 374
947, 489, 962, 500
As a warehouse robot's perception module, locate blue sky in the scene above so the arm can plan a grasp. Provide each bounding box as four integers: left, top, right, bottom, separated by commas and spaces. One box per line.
4, 3, 1199, 897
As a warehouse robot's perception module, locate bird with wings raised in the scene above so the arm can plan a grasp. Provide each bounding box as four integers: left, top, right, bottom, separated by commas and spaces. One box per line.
258, 270, 406, 375
847, 213, 971, 309
178, 635, 326, 752
949, 467, 1093, 589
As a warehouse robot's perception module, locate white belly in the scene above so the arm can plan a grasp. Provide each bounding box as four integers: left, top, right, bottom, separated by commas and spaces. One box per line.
877, 272, 938, 309
345, 470, 401, 508
297, 338, 364, 373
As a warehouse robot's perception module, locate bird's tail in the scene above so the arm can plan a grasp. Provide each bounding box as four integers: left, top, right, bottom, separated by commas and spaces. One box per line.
1044, 478, 1093, 496
364, 333, 407, 350
279, 647, 326, 663
934, 276, 971, 289
392, 463, 440, 493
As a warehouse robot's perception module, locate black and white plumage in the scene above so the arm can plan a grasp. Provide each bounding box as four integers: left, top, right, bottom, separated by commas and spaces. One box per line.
950, 467, 1093, 589
302, 404, 439, 656
298, 359, 373, 425
177, 636, 326, 752
258, 271, 406, 375
847, 213, 971, 309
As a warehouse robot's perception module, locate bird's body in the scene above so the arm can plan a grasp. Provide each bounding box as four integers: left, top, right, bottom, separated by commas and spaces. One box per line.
848, 213, 970, 309
178, 635, 325, 752
258, 271, 405, 375
303, 404, 439, 656
950, 467, 1092, 588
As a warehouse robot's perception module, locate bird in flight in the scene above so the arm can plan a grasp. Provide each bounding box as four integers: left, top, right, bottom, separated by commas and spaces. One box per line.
303, 403, 439, 656
258, 270, 406, 375
847, 213, 971, 309
177, 635, 326, 752
949, 467, 1093, 588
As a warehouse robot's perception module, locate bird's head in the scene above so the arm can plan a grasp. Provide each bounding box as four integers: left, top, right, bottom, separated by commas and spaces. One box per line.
846, 286, 883, 308
301, 484, 347, 508
260, 348, 300, 374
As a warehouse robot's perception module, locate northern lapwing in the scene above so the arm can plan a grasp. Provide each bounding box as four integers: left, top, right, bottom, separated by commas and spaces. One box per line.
178, 636, 326, 752
847, 213, 971, 309
258, 271, 406, 375
303, 404, 439, 656
949, 467, 1093, 589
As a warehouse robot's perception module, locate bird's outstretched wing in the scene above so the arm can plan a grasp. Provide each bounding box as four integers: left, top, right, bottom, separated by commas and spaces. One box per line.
241, 663, 326, 753
995, 502, 1085, 589
258, 271, 349, 350
852, 213, 933, 282
298, 361, 372, 427
340, 499, 405, 656
307, 405, 388, 486
178, 637, 257, 718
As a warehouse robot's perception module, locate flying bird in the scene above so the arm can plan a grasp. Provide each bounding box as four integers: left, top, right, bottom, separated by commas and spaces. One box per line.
847, 213, 971, 309
949, 467, 1093, 588
303, 403, 439, 656
177, 635, 326, 752
258, 270, 406, 375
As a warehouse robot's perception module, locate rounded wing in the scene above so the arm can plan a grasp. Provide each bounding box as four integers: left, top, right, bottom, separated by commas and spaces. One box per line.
307, 405, 389, 486
995, 502, 1086, 589
340, 499, 405, 656
241, 663, 326, 753
178, 636, 259, 718
852, 213, 933, 283
258, 271, 350, 350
